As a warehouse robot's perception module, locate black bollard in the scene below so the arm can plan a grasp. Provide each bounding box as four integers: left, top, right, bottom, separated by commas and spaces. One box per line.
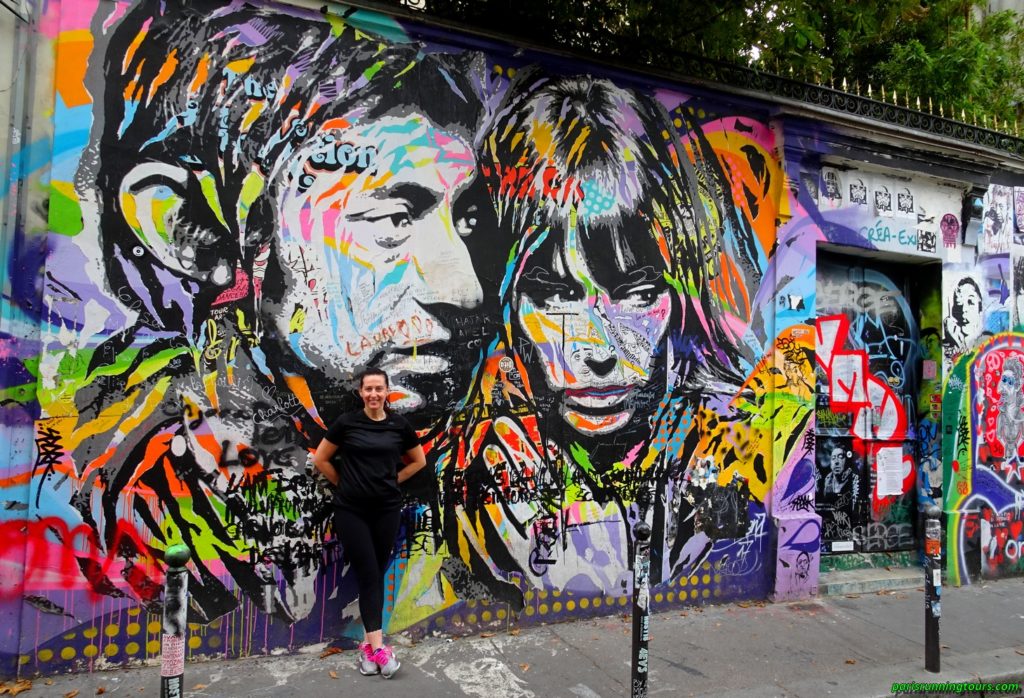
924, 505, 941, 673
631, 486, 654, 698
161, 544, 192, 698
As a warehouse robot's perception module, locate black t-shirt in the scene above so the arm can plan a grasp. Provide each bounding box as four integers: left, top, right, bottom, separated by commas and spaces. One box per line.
324, 410, 418, 511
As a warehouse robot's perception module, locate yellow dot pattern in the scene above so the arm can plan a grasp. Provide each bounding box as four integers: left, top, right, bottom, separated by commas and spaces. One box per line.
27, 560, 745, 668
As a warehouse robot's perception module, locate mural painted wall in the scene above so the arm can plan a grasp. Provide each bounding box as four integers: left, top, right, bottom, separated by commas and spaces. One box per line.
0, 0, 1021, 679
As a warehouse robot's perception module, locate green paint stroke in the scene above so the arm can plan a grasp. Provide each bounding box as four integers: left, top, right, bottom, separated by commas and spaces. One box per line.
198, 173, 228, 229
49, 187, 84, 236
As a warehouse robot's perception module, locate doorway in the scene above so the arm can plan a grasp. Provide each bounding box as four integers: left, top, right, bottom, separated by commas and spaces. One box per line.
814, 250, 936, 554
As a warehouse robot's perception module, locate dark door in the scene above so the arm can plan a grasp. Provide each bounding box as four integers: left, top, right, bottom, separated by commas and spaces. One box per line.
815, 252, 920, 553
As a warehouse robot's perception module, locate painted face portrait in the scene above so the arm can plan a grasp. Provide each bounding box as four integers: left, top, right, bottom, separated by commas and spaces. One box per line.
482, 73, 760, 444
510, 203, 674, 435
829, 447, 846, 475
953, 279, 982, 331
94, 1, 494, 435
68, 0, 495, 622
264, 110, 488, 417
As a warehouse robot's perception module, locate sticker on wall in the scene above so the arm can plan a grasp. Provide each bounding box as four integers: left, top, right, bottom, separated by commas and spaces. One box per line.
802, 171, 820, 203
916, 227, 937, 254
896, 186, 915, 217
940, 213, 960, 248
820, 167, 843, 209
943, 273, 984, 358
849, 177, 868, 206
874, 184, 893, 216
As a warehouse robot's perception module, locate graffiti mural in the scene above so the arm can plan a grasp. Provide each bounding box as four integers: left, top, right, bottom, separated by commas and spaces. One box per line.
0, 0, 822, 675
947, 335, 1024, 583
2, 0, 1022, 681
814, 257, 920, 553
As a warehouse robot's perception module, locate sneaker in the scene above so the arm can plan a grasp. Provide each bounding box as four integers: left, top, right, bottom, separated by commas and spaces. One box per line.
372, 645, 400, 679
357, 642, 379, 676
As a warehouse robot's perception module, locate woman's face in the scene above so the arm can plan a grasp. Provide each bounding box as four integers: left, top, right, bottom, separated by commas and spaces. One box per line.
955, 282, 982, 331
513, 215, 673, 435
359, 374, 389, 411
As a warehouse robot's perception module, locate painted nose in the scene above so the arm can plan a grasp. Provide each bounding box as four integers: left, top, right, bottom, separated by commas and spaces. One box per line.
414, 210, 484, 309
584, 354, 617, 377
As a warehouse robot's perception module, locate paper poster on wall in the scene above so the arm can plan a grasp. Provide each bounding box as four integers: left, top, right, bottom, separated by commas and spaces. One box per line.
874, 184, 893, 216
1014, 187, 1024, 247
922, 360, 936, 380
820, 167, 844, 210
848, 177, 868, 206
896, 186, 915, 218
981, 184, 1012, 255
876, 446, 904, 497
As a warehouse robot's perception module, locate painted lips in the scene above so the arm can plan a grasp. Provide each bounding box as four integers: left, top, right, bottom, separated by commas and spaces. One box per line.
563, 385, 633, 412
377, 349, 450, 374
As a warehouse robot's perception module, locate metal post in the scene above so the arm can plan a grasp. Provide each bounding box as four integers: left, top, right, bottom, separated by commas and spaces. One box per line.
631, 486, 653, 698
161, 545, 192, 698
924, 505, 941, 673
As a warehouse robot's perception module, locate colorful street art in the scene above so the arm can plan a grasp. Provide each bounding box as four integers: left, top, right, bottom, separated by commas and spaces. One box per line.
814, 258, 919, 553
946, 335, 1024, 584
0, 0, 1021, 681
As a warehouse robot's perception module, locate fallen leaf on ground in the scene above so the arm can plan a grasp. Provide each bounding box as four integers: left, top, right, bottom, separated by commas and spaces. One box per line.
1, 680, 33, 696
44, 681, 54, 687
479, 632, 495, 638
679, 612, 688, 617
509, 629, 521, 636
63, 691, 79, 698
845, 659, 856, 665
737, 601, 751, 608
519, 663, 530, 672
329, 671, 338, 680
96, 689, 106, 696
193, 684, 208, 690
845, 594, 860, 599
1015, 649, 1024, 656
319, 647, 343, 659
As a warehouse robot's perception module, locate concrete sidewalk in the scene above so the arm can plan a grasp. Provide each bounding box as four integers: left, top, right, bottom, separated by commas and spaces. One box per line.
27, 577, 1024, 698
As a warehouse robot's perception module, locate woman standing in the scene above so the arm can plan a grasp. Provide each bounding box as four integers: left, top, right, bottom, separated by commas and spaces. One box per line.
313, 368, 426, 679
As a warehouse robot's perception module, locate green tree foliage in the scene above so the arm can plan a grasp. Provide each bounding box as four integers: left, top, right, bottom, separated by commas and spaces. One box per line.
381, 0, 1023, 126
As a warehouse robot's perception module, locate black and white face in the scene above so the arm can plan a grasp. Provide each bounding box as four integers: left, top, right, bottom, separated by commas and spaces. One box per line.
263, 114, 488, 418
829, 447, 846, 476
954, 282, 982, 333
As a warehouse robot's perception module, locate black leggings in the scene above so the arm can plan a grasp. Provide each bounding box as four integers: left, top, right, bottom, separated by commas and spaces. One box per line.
334, 506, 401, 634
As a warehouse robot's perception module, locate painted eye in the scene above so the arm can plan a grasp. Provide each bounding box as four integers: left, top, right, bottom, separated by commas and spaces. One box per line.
365, 211, 412, 229
618, 284, 661, 306
533, 284, 582, 308
455, 204, 480, 238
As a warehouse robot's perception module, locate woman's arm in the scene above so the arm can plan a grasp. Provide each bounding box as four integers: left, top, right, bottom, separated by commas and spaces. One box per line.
312, 439, 341, 487
397, 444, 427, 484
